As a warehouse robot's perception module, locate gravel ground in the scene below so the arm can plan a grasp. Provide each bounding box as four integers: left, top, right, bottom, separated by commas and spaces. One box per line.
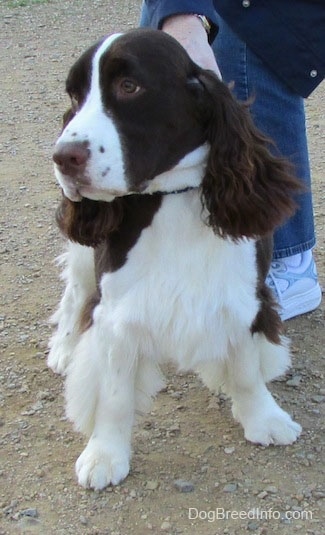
0, 1, 324, 534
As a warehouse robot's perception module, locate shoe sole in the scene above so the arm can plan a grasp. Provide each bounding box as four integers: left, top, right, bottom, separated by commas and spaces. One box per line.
279, 283, 322, 321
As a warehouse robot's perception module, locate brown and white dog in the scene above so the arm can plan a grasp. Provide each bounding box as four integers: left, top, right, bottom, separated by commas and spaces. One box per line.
48, 29, 301, 490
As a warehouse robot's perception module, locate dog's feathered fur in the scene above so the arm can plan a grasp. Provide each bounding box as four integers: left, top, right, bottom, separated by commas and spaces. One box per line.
48, 29, 301, 490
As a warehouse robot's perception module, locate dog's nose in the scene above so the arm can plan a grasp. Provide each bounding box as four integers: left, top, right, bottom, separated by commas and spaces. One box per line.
53, 141, 90, 176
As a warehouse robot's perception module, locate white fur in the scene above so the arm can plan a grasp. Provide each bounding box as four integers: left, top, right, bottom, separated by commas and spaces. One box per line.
142, 143, 210, 194
50, 190, 301, 489
54, 34, 128, 202
48, 243, 95, 374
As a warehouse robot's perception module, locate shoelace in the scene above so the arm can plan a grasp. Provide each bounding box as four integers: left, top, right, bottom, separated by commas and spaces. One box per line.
266, 264, 286, 302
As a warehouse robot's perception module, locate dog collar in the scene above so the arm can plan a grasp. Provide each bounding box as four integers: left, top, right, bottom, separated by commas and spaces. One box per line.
150, 186, 199, 196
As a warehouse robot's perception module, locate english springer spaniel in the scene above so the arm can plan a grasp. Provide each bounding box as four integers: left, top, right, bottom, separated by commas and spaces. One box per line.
48, 29, 302, 490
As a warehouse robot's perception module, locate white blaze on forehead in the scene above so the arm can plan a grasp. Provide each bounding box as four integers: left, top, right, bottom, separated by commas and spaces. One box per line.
88, 33, 123, 107
56, 33, 129, 199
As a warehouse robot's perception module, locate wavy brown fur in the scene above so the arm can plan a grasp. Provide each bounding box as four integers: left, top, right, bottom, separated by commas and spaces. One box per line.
56, 196, 123, 247
197, 70, 302, 239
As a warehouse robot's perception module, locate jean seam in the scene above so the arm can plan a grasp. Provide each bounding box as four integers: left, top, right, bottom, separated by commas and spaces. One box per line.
241, 43, 249, 101
272, 238, 316, 260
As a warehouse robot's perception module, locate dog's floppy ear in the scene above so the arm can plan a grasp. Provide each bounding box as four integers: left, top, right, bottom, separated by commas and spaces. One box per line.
56, 195, 123, 247
196, 70, 301, 239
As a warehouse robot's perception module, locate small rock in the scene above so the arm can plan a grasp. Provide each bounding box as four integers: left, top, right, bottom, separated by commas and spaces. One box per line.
224, 447, 235, 454
20, 508, 38, 518
311, 395, 325, 403
312, 491, 325, 499
264, 485, 278, 494
223, 483, 237, 493
37, 390, 54, 401
161, 520, 171, 531
80, 515, 88, 525
145, 480, 159, 491
168, 424, 180, 435
286, 375, 302, 387
17, 517, 41, 528
280, 515, 292, 524
257, 491, 268, 499
247, 521, 259, 531
173, 479, 195, 493
170, 391, 182, 399
36, 469, 45, 478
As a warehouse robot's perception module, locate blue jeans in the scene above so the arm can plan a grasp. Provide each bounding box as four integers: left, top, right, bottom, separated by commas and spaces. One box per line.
140, 7, 316, 259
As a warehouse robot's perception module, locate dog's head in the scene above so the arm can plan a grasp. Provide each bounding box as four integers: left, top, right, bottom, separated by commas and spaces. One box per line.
54, 29, 300, 243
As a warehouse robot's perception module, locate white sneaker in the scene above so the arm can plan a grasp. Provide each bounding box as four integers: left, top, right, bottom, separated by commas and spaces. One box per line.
266, 251, 322, 320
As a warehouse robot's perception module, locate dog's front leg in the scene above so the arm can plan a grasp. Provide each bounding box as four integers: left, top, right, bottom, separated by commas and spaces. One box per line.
48, 243, 96, 375
65, 314, 135, 490
225, 333, 301, 446
75, 366, 134, 490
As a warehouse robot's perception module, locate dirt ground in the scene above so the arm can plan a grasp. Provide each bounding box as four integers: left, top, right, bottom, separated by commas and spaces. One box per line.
0, 1, 324, 534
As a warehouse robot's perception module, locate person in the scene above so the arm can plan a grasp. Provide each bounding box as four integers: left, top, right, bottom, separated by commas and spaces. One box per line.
140, 0, 324, 320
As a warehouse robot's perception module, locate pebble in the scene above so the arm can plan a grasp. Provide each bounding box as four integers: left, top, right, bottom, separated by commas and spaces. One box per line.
312, 491, 325, 499
17, 517, 41, 528
281, 516, 292, 524
311, 395, 325, 403
257, 491, 268, 499
170, 391, 182, 399
247, 521, 259, 531
264, 485, 278, 494
224, 447, 235, 454
223, 483, 237, 493
145, 480, 159, 491
286, 375, 302, 387
20, 508, 38, 518
173, 479, 195, 493
168, 423, 180, 435
161, 520, 171, 531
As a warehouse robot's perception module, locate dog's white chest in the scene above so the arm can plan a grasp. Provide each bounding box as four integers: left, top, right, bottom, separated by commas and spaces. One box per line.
97, 193, 259, 367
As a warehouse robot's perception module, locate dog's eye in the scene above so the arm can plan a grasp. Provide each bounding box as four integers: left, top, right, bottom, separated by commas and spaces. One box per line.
116, 78, 142, 98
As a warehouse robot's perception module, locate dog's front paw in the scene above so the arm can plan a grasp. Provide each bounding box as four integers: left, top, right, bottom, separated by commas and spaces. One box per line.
47, 344, 71, 375
233, 399, 301, 446
244, 410, 301, 446
76, 438, 130, 490
48, 330, 79, 375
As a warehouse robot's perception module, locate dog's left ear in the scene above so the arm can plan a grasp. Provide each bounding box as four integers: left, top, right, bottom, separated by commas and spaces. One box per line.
196, 70, 301, 239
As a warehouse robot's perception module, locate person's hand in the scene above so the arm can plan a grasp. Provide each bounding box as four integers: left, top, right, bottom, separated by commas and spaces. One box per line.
162, 14, 222, 78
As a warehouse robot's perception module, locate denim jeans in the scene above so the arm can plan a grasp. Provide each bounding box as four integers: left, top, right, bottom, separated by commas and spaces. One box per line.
139, 7, 316, 259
